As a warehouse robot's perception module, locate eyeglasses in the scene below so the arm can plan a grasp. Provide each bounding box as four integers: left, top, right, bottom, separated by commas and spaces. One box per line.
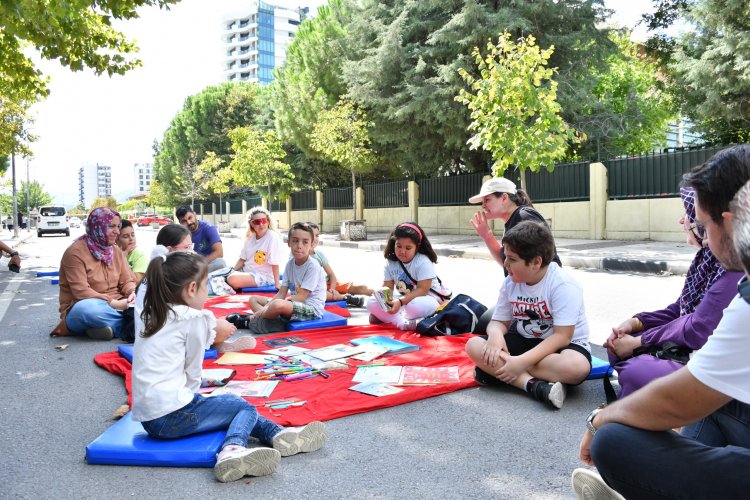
689, 222, 707, 242
174, 243, 193, 251
250, 217, 268, 226
738, 276, 750, 305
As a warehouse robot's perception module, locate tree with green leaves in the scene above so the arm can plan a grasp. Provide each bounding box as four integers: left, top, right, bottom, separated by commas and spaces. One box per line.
576, 33, 676, 160
309, 100, 377, 221
670, 0, 750, 144
196, 152, 233, 222
341, 0, 613, 174
153, 82, 262, 205
456, 33, 581, 189
228, 127, 295, 211
1, 0, 179, 160
0, 180, 53, 215
89, 196, 118, 213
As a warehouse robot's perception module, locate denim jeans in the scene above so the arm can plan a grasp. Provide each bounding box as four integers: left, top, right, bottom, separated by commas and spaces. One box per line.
681, 399, 750, 447
591, 405, 750, 499
141, 393, 283, 449
65, 298, 127, 338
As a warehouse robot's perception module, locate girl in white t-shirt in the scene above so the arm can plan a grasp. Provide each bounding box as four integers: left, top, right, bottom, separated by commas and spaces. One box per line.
132, 251, 326, 483
366, 222, 450, 330
227, 207, 284, 290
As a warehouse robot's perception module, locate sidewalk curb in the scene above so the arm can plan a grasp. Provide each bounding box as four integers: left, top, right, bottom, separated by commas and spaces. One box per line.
313, 236, 689, 276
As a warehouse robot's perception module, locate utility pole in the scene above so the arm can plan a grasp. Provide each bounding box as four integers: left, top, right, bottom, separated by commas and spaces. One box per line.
26, 157, 30, 231
11, 153, 19, 239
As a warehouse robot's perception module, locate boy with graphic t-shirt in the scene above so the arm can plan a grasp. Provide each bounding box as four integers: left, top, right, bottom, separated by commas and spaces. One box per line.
465, 221, 592, 409
242, 223, 326, 329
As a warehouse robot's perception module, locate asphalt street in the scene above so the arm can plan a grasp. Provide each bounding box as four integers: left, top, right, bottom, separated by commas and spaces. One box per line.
0, 227, 684, 499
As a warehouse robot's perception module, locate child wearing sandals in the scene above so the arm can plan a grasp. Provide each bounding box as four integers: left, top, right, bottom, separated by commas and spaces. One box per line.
132, 251, 326, 482
465, 221, 591, 409
366, 222, 451, 331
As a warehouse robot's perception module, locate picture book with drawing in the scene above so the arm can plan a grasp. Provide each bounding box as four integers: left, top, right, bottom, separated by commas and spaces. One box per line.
350, 335, 420, 356
398, 366, 461, 385
262, 336, 308, 348
307, 344, 367, 361
210, 380, 279, 398
349, 382, 404, 397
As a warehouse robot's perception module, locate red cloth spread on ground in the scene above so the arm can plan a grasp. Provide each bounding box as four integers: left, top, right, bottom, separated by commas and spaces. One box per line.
205, 294, 352, 318
94, 325, 477, 426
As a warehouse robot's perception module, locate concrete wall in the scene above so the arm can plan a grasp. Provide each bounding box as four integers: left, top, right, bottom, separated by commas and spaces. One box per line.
418, 205, 481, 236
535, 201, 591, 239
606, 198, 683, 241
289, 209, 319, 227
362, 207, 412, 233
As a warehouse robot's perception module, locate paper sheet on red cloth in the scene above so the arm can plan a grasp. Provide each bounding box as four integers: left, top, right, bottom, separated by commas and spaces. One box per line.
205, 294, 352, 318
94, 325, 477, 426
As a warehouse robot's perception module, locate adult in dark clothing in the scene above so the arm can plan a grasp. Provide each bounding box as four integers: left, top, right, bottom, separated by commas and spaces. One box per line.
469, 177, 560, 275
469, 177, 561, 333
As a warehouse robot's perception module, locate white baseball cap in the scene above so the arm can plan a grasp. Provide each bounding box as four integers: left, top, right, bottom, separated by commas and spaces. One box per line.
468, 177, 517, 204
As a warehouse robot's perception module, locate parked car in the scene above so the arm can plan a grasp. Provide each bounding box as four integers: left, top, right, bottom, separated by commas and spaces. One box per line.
136, 215, 172, 226
69, 216, 82, 228
38, 205, 70, 237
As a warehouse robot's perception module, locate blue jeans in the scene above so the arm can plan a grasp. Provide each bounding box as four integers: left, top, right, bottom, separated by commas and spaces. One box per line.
65, 298, 127, 338
141, 394, 283, 449
591, 402, 750, 499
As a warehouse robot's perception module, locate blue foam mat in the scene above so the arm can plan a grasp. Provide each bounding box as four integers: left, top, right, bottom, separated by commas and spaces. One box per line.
86, 412, 225, 467
118, 344, 217, 363
586, 355, 613, 380
36, 270, 59, 277
50, 279, 59, 285
240, 285, 278, 293
325, 300, 347, 308
286, 310, 347, 331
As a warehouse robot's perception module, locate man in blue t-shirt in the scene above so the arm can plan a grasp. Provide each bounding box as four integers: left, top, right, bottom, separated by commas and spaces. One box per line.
175, 205, 226, 272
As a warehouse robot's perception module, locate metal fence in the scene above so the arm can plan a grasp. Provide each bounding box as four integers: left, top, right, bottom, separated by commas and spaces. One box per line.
229, 199, 244, 214
526, 161, 590, 202
269, 198, 286, 212
606, 146, 725, 199
419, 172, 485, 206
291, 190, 316, 211
364, 180, 408, 208
200, 202, 213, 215
323, 186, 353, 209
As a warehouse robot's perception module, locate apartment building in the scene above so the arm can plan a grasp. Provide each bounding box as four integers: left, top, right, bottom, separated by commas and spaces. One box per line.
78, 163, 112, 208
133, 162, 153, 196
222, 1, 308, 84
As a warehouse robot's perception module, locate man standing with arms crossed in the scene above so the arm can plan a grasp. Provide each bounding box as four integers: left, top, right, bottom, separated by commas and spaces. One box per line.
573, 144, 750, 499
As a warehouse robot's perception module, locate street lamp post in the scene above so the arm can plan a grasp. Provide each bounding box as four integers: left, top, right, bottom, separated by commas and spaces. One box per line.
11, 153, 19, 239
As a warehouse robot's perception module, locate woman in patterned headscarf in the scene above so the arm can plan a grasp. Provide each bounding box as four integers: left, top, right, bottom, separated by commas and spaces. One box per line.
604, 188, 744, 399
51, 207, 136, 340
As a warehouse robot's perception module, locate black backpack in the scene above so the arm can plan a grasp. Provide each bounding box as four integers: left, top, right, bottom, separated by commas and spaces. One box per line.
416, 294, 488, 336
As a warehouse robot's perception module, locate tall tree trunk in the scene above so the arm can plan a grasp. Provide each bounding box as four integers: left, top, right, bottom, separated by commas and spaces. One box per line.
519, 168, 527, 192
351, 167, 356, 221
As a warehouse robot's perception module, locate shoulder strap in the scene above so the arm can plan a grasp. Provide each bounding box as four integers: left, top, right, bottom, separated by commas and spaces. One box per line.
398, 260, 451, 301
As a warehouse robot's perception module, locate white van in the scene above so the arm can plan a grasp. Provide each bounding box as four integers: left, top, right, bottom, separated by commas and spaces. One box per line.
38, 206, 70, 237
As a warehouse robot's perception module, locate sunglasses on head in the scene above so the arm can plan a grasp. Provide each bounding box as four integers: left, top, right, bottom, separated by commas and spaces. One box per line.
250, 217, 268, 226
738, 276, 750, 305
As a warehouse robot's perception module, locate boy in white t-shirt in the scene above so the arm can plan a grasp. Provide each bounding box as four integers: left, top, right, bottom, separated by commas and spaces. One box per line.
465, 221, 592, 409
237, 223, 326, 330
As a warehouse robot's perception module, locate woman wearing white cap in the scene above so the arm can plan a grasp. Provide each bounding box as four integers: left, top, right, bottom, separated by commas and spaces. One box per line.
469, 177, 560, 275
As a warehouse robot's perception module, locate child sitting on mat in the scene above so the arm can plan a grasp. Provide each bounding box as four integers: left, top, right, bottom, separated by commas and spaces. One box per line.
228, 222, 326, 333
226, 206, 284, 291
307, 222, 373, 307
366, 222, 451, 331
465, 221, 592, 409
132, 251, 327, 483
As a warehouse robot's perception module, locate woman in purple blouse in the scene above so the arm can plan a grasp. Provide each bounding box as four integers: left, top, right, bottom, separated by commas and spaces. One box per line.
604, 187, 743, 398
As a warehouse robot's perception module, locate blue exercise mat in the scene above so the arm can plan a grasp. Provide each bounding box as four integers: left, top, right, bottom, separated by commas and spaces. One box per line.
117, 344, 218, 363
325, 300, 347, 308
36, 270, 59, 277
50, 279, 59, 285
586, 356, 613, 380
86, 412, 225, 467
286, 310, 347, 331
240, 285, 279, 293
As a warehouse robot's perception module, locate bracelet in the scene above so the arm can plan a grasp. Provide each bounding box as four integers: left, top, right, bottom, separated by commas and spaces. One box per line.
398, 298, 404, 307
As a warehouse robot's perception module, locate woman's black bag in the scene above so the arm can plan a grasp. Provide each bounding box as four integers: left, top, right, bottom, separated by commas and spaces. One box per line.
416, 294, 488, 336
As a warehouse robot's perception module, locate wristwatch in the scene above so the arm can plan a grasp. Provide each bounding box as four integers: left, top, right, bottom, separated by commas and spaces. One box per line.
586, 405, 606, 436
9, 251, 18, 257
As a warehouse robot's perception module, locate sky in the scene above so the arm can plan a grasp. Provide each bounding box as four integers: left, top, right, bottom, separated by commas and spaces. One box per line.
17, 0, 662, 207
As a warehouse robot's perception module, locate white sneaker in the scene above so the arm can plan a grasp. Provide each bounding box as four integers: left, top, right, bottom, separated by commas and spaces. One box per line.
571, 468, 625, 500
398, 318, 420, 331
216, 335, 257, 353
214, 445, 280, 483
272, 421, 327, 457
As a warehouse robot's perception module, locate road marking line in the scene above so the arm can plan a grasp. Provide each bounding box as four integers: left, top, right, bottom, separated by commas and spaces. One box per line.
0, 278, 22, 326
